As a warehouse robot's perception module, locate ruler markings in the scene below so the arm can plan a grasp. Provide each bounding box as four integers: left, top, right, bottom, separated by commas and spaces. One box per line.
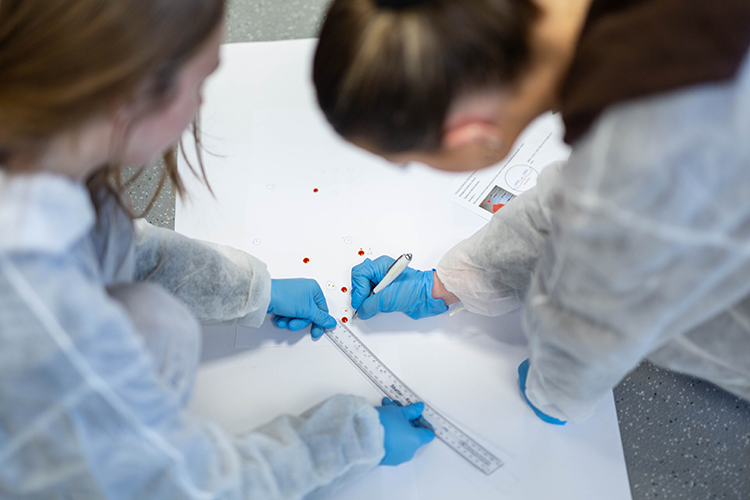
324, 321, 503, 475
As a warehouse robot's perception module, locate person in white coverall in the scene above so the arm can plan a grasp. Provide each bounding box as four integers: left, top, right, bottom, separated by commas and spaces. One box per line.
0, 1, 432, 499
312, 0, 750, 424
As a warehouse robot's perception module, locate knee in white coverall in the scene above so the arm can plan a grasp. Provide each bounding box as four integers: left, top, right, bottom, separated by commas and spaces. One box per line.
107, 283, 201, 404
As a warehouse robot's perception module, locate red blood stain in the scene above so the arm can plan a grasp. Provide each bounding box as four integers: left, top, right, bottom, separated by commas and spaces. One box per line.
341, 317, 349, 323
492, 203, 505, 213
341, 286, 348, 293
358, 249, 365, 256
313, 188, 319, 193
303, 257, 310, 263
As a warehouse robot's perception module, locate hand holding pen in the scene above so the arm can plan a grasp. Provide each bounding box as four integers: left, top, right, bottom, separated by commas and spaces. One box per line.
349, 254, 450, 320
352, 253, 412, 320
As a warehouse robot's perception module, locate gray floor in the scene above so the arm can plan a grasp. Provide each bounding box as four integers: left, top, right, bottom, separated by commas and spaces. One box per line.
127, 1, 750, 498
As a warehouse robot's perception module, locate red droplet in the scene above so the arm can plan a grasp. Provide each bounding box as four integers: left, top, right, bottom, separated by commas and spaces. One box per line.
341, 286, 348, 293
341, 317, 349, 323
358, 249, 365, 256
313, 188, 319, 193
303, 257, 310, 263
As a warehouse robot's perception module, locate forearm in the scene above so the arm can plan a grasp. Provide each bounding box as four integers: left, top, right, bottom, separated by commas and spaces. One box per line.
133, 220, 271, 327
436, 162, 565, 316
235, 395, 385, 499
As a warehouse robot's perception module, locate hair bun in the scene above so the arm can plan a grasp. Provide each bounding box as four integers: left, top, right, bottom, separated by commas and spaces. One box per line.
375, 0, 430, 8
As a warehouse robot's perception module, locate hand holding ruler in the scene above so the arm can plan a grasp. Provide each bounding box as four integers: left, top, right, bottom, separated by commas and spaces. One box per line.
324, 320, 504, 475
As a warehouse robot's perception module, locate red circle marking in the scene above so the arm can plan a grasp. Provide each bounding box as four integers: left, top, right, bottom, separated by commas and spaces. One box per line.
358, 249, 365, 256
303, 257, 310, 264
341, 317, 349, 323
313, 188, 319, 193
341, 286, 348, 293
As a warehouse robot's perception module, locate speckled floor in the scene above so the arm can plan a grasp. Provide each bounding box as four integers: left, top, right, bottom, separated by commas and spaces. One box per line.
126, 1, 750, 498
615, 362, 749, 499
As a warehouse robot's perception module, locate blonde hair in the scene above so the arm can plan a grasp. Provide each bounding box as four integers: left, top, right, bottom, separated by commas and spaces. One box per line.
314, 0, 539, 153
0, 0, 225, 215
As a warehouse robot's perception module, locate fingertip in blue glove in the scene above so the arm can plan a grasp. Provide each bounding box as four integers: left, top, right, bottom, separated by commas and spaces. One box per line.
267, 279, 337, 339
376, 398, 435, 466
518, 359, 567, 425
351, 256, 449, 320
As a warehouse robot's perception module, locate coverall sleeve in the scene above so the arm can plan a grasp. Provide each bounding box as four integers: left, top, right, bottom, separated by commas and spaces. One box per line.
437, 55, 750, 423
436, 162, 566, 317
0, 253, 384, 499
524, 74, 750, 422
133, 220, 271, 327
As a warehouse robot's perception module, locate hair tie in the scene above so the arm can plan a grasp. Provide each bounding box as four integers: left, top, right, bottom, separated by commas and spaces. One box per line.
375, 0, 430, 9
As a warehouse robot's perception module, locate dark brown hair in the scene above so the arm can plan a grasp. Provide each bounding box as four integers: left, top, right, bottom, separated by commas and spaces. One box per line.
314, 0, 539, 153
0, 0, 225, 215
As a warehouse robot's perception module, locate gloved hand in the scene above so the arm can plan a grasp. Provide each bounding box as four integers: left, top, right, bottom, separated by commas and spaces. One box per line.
518, 359, 567, 425
376, 398, 435, 466
267, 279, 337, 339
351, 256, 449, 320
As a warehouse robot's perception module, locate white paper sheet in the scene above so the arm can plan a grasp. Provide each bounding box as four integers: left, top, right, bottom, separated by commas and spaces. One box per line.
176, 39, 631, 500
239, 109, 479, 321
451, 112, 571, 220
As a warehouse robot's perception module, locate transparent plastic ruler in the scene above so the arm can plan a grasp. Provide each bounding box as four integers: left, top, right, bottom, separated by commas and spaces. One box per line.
325, 321, 504, 475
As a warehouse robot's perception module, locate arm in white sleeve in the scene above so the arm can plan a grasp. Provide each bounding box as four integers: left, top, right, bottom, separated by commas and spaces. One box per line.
133, 220, 271, 327
523, 65, 750, 422
436, 161, 565, 316
0, 254, 384, 499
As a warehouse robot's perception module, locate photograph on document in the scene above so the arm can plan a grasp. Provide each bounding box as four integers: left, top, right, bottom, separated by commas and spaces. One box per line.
478, 185, 517, 214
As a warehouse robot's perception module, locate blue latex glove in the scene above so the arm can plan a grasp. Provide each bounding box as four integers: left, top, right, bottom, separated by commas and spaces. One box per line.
267, 279, 337, 339
351, 256, 449, 320
518, 359, 567, 425
376, 398, 435, 466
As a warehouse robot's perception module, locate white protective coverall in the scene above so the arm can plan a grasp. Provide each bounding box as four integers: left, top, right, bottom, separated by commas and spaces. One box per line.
437, 49, 750, 423
0, 173, 384, 499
